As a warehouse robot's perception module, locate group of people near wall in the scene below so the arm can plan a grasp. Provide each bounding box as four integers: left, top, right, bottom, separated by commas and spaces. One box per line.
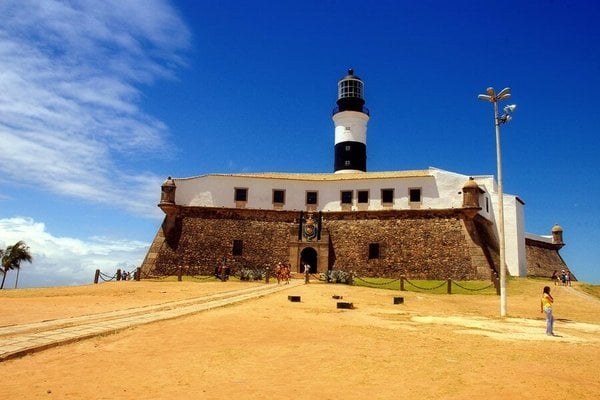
275, 262, 291, 284
551, 269, 571, 286
214, 263, 231, 281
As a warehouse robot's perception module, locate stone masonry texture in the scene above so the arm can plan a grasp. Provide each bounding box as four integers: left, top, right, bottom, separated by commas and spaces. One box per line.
142, 207, 504, 281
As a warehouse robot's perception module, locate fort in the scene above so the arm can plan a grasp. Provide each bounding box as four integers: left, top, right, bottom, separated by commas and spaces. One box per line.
141, 70, 569, 281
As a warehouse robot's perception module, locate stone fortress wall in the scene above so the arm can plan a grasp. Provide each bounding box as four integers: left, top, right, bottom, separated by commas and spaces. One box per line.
141, 207, 506, 281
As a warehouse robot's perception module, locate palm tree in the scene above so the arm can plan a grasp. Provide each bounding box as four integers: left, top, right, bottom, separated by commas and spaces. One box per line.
1, 241, 33, 289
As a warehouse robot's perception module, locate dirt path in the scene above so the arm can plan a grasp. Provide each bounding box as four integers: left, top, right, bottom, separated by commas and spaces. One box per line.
1, 279, 599, 399
0, 282, 302, 361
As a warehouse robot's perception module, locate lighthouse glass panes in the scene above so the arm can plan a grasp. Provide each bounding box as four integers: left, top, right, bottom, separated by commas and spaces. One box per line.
339, 78, 363, 99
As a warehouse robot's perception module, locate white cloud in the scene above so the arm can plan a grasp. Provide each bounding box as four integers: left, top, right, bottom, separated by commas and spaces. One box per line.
0, 217, 150, 288
0, 0, 190, 216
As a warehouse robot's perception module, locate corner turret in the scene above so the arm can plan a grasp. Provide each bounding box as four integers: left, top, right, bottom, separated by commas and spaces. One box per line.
462, 177, 482, 218
551, 224, 564, 248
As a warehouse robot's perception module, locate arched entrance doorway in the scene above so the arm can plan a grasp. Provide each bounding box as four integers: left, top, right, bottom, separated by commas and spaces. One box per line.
300, 247, 317, 273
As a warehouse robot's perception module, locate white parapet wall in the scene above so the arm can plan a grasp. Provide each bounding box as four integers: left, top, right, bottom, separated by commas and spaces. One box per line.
167, 166, 529, 277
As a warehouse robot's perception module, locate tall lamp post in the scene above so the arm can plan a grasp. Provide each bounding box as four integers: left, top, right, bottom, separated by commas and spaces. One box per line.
478, 87, 516, 317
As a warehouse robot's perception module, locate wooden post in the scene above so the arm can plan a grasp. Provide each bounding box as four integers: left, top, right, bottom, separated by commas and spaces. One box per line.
400, 276, 405, 291
447, 278, 452, 294
265, 267, 270, 284
178, 266, 183, 282
135, 267, 141, 281
116, 269, 122, 281
94, 269, 100, 284
495, 273, 501, 295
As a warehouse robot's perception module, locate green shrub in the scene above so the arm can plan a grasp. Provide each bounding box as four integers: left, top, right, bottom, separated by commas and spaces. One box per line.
321, 270, 353, 285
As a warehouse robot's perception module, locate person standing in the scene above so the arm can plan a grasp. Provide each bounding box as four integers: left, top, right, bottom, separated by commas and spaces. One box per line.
284, 262, 290, 284
540, 286, 555, 336
551, 270, 558, 286
275, 262, 283, 285
304, 263, 311, 284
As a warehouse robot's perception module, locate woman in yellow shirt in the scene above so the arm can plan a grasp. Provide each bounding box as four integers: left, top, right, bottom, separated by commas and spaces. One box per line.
540, 286, 555, 336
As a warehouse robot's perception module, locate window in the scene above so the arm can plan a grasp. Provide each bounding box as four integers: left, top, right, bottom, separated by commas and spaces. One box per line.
485, 197, 489, 213
339, 79, 364, 99
409, 188, 422, 203
357, 190, 369, 204
341, 190, 353, 204
381, 189, 394, 204
345, 145, 351, 151
368, 243, 380, 259
273, 189, 285, 204
306, 191, 318, 205
232, 240, 243, 256
234, 188, 248, 202
344, 160, 351, 166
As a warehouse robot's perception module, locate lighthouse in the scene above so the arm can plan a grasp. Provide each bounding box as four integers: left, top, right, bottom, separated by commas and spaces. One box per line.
333, 69, 370, 173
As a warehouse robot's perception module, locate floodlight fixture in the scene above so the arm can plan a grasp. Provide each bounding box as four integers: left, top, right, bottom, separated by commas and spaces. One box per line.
497, 87, 511, 100
477, 85, 517, 318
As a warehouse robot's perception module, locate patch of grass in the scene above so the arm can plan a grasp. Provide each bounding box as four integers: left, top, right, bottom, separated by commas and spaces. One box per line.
578, 283, 600, 299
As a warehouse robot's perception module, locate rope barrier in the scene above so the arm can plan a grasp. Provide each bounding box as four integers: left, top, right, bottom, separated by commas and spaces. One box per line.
98, 272, 117, 282
116, 264, 496, 296
451, 280, 495, 292
354, 276, 400, 286
188, 274, 217, 281
142, 273, 173, 280
404, 279, 447, 291
140, 266, 180, 280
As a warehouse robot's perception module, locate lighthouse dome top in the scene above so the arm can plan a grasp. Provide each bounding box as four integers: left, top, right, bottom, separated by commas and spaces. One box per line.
342, 68, 361, 80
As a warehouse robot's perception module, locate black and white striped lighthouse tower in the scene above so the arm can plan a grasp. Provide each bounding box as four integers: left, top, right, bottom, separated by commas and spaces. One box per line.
333, 69, 370, 173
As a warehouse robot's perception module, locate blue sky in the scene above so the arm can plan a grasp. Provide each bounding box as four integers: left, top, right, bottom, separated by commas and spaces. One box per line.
1, 0, 599, 287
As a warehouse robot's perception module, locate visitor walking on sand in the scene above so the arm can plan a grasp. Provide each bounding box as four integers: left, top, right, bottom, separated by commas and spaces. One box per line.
541, 286, 555, 336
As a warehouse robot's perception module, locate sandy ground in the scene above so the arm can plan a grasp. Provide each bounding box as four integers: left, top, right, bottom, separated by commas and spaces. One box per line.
1, 278, 599, 400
